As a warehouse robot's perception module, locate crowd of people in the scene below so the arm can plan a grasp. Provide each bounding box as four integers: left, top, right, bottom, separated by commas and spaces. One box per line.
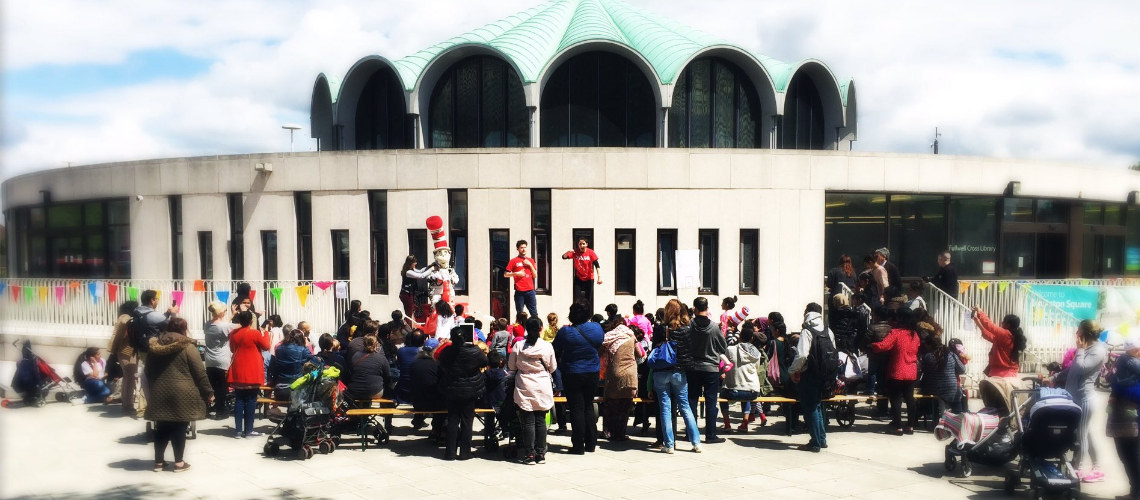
51, 241, 1140, 499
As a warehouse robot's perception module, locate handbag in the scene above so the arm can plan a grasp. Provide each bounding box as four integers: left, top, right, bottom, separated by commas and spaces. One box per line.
646, 341, 677, 370
766, 343, 782, 383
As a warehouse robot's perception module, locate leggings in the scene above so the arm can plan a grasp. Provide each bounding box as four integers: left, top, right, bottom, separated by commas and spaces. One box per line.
446, 399, 476, 459
206, 367, 228, 414
1076, 397, 1100, 469
885, 379, 917, 429
233, 388, 259, 434
154, 421, 189, 463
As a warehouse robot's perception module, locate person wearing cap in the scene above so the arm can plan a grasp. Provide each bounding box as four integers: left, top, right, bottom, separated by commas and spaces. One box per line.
424, 216, 459, 306
1108, 335, 1140, 500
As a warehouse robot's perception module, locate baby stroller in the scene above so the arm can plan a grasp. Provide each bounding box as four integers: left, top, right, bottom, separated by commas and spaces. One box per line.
827, 350, 863, 428
936, 378, 1020, 478
1003, 388, 1082, 500
263, 366, 340, 460
7, 340, 84, 407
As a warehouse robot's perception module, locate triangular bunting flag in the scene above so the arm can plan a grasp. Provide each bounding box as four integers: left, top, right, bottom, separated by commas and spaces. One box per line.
216, 290, 230, 305
314, 281, 334, 291
335, 281, 348, 299
171, 290, 184, 307
193, 280, 206, 292
11, 285, 21, 301
296, 285, 310, 307
68, 281, 80, 290
1081, 279, 1091, 286
25, 288, 34, 303
88, 282, 99, 303
977, 282, 990, 290
248, 289, 257, 302
270, 287, 283, 304
127, 287, 140, 301
959, 281, 971, 295
998, 282, 1009, 293
54, 286, 66, 305
0, 283, 6, 296
107, 283, 118, 303
38, 287, 48, 304
155, 290, 162, 303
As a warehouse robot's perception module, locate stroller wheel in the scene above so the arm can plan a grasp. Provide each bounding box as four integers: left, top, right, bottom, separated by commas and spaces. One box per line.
960, 460, 972, 478
35, 398, 47, 408
328, 440, 337, 454
55, 392, 71, 403
264, 443, 280, 456
1061, 490, 1077, 500
944, 457, 956, 472
318, 440, 333, 454
305, 446, 314, 460
1004, 471, 1019, 494
296, 446, 309, 460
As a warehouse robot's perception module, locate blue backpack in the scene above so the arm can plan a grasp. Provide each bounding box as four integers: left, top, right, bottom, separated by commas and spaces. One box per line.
647, 341, 678, 370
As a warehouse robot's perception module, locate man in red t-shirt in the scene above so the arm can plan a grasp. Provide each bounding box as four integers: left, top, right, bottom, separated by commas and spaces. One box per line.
562, 238, 601, 313
504, 240, 538, 318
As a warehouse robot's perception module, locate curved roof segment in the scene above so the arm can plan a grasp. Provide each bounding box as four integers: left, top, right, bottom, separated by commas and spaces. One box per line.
328, 0, 850, 95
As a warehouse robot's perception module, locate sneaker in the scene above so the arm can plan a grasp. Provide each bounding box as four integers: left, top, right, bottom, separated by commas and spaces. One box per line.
234, 431, 243, 439
521, 455, 536, 465
245, 431, 264, 438
705, 436, 726, 444
1080, 469, 1105, 483
536, 454, 546, 464
664, 447, 674, 454
692, 444, 703, 453
171, 462, 192, 473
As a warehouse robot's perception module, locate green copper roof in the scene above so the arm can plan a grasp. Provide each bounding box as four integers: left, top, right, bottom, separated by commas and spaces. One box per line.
339, 0, 849, 106
316, 74, 342, 104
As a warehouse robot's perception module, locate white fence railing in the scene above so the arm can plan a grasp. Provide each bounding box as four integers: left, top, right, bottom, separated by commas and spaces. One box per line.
0, 279, 353, 340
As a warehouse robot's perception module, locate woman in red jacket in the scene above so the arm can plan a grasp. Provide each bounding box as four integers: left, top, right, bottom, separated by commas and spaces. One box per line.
227, 311, 270, 438
869, 308, 922, 435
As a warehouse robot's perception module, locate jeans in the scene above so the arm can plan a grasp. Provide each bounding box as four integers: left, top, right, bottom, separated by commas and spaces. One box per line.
206, 367, 228, 415
513, 290, 537, 318
719, 389, 759, 418
233, 388, 259, 435
446, 399, 477, 459
562, 371, 599, 452
154, 421, 189, 463
654, 370, 700, 449
119, 354, 138, 412
798, 371, 827, 448
1116, 437, 1140, 497
573, 278, 594, 313
885, 379, 917, 429
520, 410, 548, 458
687, 371, 721, 440
83, 378, 111, 403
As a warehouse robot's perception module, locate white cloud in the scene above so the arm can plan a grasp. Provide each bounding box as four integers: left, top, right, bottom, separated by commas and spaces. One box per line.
2, 0, 1139, 186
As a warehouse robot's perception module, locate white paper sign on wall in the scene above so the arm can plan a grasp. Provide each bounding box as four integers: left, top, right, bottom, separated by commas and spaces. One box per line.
676, 249, 701, 290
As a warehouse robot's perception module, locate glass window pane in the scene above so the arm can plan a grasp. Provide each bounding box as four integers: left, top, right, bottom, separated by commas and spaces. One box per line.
1084, 202, 1104, 225
669, 68, 689, 148
1106, 235, 1125, 276
825, 194, 887, 274
262, 231, 278, 281
1003, 198, 1033, 222
597, 53, 627, 147
690, 59, 711, 148
430, 76, 454, 148
453, 233, 467, 292
737, 79, 758, 148
1001, 233, 1035, 277
615, 230, 635, 295
949, 196, 998, 276
699, 229, 718, 293
108, 200, 129, 226
740, 229, 758, 292
713, 62, 735, 148
30, 208, 45, 229
199, 232, 213, 280
568, 53, 599, 147
507, 67, 529, 147
369, 191, 387, 231
1127, 207, 1140, 275
658, 230, 677, 292
532, 190, 551, 230
84, 202, 103, 226
409, 229, 428, 270
332, 230, 350, 281
539, 64, 569, 147
1036, 199, 1068, 223
455, 59, 480, 148
86, 234, 104, 276
481, 58, 506, 147
889, 195, 947, 277
625, 61, 656, 147
1106, 204, 1124, 226
449, 190, 468, 229
109, 226, 130, 278
48, 204, 82, 228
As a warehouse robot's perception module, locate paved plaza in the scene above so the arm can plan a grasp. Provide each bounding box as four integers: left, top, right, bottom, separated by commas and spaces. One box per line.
0, 379, 1130, 500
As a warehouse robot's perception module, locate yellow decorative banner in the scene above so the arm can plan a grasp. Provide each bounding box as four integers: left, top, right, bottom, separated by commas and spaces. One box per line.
977, 282, 990, 290
959, 281, 972, 295
998, 282, 1009, 293
296, 285, 310, 308
37, 286, 48, 303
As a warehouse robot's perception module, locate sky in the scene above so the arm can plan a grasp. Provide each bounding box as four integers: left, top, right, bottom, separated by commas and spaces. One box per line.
2, 0, 1140, 188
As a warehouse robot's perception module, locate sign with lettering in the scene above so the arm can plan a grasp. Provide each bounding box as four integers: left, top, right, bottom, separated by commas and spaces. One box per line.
1029, 284, 1100, 320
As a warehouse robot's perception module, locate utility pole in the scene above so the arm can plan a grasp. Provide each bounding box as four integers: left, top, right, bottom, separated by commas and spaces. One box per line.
931, 127, 941, 154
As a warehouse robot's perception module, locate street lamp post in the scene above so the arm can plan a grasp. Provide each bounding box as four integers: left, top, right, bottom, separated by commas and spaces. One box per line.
282, 124, 301, 153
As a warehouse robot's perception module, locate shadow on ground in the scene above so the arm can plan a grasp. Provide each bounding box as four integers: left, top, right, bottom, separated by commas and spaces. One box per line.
5, 484, 331, 500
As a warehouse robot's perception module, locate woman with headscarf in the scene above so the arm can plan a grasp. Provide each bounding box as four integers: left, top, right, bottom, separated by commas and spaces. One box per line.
145, 317, 213, 472
600, 316, 643, 441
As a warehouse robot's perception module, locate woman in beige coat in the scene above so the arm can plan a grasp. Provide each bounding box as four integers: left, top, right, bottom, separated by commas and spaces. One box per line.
508, 317, 557, 465
600, 318, 643, 441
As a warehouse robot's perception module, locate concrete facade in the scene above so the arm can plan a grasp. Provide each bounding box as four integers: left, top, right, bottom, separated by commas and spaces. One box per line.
5, 149, 1140, 322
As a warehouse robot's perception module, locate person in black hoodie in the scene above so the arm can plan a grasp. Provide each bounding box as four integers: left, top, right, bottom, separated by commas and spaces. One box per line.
678, 297, 729, 444
411, 339, 445, 439
438, 326, 488, 460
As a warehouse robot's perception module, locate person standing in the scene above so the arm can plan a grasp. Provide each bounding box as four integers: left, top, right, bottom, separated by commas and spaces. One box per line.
552, 300, 604, 454
228, 311, 269, 438
505, 240, 538, 318
876, 248, 902, 291
868, 307, 922, 435
438, 326, 489, 461
1107, 336, 1140, 500
789, 303, 837, 452
145, 318, 213, 472
563, 238, 602, 313
826, 255, 856, 298
203, 302, 235, 419
509, 317, 558, 464
866, 255, 890, 304
677, 297, 728, 444
926, 251, 959, 300
599, 318, 642, 442
109, 300, 140, 415
399, 255, 432, 317
653, 299, 703, 453
1056, 320, 1109, 483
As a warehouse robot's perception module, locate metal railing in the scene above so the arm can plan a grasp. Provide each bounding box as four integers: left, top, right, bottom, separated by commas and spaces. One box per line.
0, 279, 352, 340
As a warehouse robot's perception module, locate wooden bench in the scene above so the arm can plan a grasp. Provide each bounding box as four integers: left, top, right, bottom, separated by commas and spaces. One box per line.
344, 407, 496, 451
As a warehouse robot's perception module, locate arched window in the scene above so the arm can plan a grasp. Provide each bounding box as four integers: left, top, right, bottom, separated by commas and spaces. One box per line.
429, 56, 529, 148
669, 57, 760, 148
355, 66, 409, 150
780, 73, 825, 150
540, 51, 655, 147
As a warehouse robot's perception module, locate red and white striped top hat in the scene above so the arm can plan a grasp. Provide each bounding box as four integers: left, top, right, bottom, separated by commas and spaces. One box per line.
728, 306, 750, 326
426, 216, 449, 251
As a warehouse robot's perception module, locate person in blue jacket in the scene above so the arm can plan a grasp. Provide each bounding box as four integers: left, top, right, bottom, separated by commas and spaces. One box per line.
552, 299, 604, 454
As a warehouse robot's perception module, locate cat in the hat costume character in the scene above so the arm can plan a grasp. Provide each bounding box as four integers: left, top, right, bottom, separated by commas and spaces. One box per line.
424, 216, 460, 306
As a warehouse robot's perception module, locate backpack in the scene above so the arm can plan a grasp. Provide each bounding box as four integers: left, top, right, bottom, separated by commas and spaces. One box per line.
808, 326, 840, 393
127, 310, 151, 353
646, 341, 678, 370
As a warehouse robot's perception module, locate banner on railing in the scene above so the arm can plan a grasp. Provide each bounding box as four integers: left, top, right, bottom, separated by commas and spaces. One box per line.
1028, 284, 1099, 320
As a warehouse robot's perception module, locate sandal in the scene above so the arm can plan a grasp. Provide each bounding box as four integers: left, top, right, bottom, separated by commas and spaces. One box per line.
153, 462, 165, 472
171, 462, 192, 473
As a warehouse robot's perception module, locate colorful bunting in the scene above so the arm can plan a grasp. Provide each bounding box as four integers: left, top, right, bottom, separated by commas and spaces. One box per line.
998, 282, 1009, 293
88, 282, 99, 303
193, 280, 206, 292
248, 290, 257, 302
11, 285, 21, 301
314, 281, 334, 291
127, 286, 139, 301
270, 287, 283, 304
0, 283, 6, 296
155, 290, 162, 303
335, 281, 348, 299
107, 284, 118, 302
171, 290, 184, 307
24, 288, 33, 303
959, 281, 972, 295
54, 286, 65, 305
977, 282, 990, 290
68, 281, 80, 290
296, 285, 310, 307
216, 290, 230, 305
1080, 279, 1091, 286
37, 287, 48, 304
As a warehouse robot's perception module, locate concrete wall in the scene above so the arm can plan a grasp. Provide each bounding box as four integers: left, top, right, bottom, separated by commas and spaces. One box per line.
5, 148, 1139, 324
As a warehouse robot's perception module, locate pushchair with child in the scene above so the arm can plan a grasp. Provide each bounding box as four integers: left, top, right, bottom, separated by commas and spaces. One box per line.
7, 340, 85, 407
936, 378, 1020, 478
263, 365, 341, 460
1003, 387, 1083, 500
